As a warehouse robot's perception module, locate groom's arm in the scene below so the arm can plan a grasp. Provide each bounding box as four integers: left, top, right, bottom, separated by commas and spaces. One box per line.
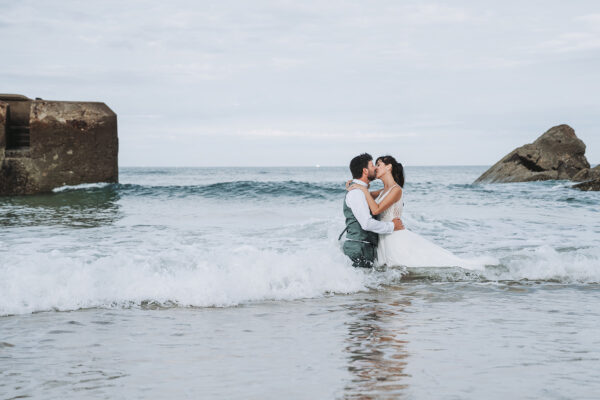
346, 189, 394, 234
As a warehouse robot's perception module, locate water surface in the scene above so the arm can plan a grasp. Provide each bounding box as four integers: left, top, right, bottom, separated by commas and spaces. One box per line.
1, 166, 599, 399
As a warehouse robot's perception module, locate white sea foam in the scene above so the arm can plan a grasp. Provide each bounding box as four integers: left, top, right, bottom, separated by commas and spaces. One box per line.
495, 245, 600, 283
1, 241, 598, 316
52, 182, 112, 192
0, 244, 371, 316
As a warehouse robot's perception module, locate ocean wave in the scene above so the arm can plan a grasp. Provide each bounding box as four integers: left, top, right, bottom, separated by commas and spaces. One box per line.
397, 245, 600, 283
0, 243, 367, 316
489, 245, 600, 283
51, 180, 346, 201
1, 241, 598, 316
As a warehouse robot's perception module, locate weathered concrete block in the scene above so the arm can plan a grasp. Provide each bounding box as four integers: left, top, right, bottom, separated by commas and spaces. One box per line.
0, 101, 6, 152
0, 95, 118, 195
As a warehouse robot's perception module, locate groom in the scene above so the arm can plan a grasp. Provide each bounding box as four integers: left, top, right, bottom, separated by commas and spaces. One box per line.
341, 153, 404, 268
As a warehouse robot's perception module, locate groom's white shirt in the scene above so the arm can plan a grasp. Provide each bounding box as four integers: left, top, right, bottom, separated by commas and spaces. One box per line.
345, 179, 394, 235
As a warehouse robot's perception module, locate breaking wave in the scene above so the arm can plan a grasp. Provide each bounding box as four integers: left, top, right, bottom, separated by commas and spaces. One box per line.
1, 239, 598, 316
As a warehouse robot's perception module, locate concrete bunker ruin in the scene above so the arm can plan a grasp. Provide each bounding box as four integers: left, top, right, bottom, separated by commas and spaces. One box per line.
0, 94, 118, 195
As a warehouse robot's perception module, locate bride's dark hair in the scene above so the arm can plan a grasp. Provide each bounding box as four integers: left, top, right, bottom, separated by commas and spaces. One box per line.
376, 155, 404, 187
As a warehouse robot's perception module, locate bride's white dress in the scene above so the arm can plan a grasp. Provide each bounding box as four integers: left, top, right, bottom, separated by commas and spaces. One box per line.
375, 187, 473, 268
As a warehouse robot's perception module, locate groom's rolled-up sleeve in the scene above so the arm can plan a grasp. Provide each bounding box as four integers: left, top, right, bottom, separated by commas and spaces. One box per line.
346, 189, 394, 235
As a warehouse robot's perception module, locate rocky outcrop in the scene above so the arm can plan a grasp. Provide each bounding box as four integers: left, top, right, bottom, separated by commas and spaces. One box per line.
572, 165, 600, 182
0, 94, 118, 195
572, 179, 600, 191
475, 125, 590, 183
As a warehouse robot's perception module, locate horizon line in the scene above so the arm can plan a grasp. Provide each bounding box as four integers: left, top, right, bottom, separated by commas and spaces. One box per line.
119, 164, 495, 168
118, 162, 599, 168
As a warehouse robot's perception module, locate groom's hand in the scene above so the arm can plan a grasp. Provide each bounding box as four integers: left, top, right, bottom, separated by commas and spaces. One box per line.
392, 218, 405, 231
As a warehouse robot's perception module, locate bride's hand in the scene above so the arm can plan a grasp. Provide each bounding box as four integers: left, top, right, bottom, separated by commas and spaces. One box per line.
348, 184, 368, 193
345, 180, 353, 190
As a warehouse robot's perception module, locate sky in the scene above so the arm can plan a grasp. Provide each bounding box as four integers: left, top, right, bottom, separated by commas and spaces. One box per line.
1, 0, 599, 166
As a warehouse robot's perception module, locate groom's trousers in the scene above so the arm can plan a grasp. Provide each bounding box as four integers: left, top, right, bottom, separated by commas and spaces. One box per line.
342, 240, 377, 268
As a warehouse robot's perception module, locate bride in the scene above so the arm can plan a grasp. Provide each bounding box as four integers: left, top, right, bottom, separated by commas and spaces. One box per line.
348, 155, 474, 269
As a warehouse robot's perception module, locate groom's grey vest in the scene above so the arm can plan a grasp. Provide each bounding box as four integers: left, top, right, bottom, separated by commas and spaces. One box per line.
341, 194, 379, 268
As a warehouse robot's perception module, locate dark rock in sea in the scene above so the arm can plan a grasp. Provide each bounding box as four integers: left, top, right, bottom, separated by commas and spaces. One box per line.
474, 124, 590, 183
572, 179, 600, 191
572, 165, 600, 182
1, 94, 118, 195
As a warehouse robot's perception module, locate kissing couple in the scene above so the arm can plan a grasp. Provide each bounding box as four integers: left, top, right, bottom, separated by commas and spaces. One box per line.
340, 153, 470, 269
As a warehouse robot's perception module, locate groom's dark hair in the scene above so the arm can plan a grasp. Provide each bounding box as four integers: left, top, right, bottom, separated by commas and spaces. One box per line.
349, 153, 372, 179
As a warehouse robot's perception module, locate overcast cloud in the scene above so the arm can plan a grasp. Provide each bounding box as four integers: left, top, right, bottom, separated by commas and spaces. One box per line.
1, 0, 599, 166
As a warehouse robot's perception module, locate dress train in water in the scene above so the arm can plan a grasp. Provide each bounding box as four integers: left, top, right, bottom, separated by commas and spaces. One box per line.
374, 187, 481, 270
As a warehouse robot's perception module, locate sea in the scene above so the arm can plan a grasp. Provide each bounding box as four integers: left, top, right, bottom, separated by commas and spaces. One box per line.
1, 166, 599, 399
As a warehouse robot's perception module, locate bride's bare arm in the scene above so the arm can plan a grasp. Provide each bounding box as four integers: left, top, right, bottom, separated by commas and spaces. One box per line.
351, 185, 402, 215
369, 189, 383, 199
